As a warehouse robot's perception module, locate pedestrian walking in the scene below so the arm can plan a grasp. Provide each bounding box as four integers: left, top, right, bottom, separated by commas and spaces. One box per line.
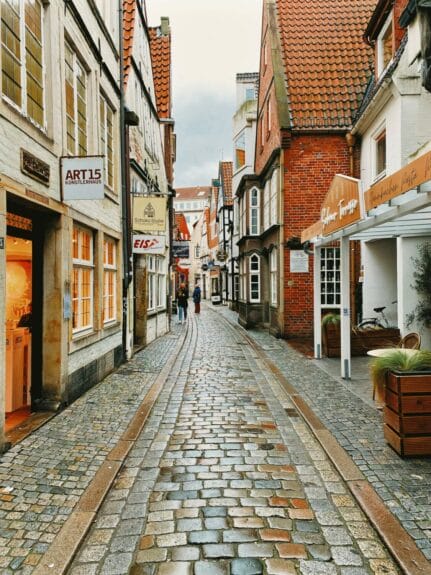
176, 282, 189, 324
192, 283, 201, 314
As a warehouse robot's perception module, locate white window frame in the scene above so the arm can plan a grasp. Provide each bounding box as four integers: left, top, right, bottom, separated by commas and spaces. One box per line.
1, 0, 46, 129
72, 225, 94, 334
249, 254, 261, 303
270, 249, 278, 306
65, 42, 88, 156
270, 169, 278, 226
373, 124, 387, 181
100, 93, 115, 190
148, 256, 166, 311
103, 236, 117, 325
263, 179, 270, 231
249, 187, 260, 236
320, 246, 341, 308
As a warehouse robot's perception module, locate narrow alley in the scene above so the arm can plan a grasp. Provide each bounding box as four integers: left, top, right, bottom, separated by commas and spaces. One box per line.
1, 305, 430, 574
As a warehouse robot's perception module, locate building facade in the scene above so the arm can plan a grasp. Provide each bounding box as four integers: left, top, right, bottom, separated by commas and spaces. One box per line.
1, 0, 123, 448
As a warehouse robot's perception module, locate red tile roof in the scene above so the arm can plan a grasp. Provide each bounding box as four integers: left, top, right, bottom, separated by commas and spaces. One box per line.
149, 23, 171, 118
174, 212, 190, 240
175, 187, 211, 201
123, 0, 136, 88
219, 162, 233, 206
275, 0, 375, 130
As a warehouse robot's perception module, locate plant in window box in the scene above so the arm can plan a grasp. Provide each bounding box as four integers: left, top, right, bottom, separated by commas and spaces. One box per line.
369, 349, 431, 456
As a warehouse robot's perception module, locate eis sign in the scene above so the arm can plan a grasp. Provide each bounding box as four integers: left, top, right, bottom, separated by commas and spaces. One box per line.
132, 234, 166, 255
61, 156, 104, 200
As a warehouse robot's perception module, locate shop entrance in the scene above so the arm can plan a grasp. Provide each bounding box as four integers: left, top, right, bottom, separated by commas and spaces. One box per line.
5, 210, 42, 431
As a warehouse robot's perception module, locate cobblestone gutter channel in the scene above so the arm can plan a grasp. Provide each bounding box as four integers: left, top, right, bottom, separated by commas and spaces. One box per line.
213, 305, 431, 574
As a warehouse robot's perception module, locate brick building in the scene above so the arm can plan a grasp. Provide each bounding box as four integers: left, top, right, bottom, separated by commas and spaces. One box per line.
237, 0, 376, 338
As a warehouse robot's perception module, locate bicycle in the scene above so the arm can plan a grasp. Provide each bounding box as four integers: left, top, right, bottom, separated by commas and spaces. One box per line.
356, 300, 397, 329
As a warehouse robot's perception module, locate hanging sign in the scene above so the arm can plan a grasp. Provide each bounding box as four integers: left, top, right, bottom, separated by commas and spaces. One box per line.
365, 150, 431, 211
132, 234, 166, 255
61, 156, 104, 200
172, 241, 190, 258
133, 197, 167, 232
321, 174, 361, 236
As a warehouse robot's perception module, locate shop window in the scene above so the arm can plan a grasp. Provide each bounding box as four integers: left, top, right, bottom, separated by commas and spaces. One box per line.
270, 249, 278, 306
249, 187, 260, 235
103, 237, 117, 324
65, 42, 87, 156
375, 129, 386, 180
249, 254, 260, 302
377, 14, 393, 76
148, 256, 166, 311
1, 0, 45, 127
320, 247, 340, 307
72, 226, 94, 333
100, 94, 115, 189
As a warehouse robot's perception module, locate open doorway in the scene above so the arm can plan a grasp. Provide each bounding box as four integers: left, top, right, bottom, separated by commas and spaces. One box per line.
5, 233, 33, 431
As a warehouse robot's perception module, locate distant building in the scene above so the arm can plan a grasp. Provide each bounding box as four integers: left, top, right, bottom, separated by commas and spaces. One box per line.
174, 187, 211, 233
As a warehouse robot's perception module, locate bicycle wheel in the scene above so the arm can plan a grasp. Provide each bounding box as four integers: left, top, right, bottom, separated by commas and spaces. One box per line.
357, 320, 384, 330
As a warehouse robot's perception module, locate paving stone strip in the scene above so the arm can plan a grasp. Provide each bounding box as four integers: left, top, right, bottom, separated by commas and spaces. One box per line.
214, 305, 431, 570
0, 329, 184, 574
69, 310, 400, 574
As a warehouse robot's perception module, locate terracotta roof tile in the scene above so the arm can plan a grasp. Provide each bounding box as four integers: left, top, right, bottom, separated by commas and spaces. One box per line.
175, 186, 211, 200
275, 0, 375, 129
149, 25, 171, 118
123, 0, 136, 88
220, 161, 233, 206
174, 212, 190, 240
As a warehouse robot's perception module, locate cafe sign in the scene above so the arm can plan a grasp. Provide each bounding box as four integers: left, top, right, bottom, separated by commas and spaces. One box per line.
321, 174, 361, 236
133, 196, 167, 232
365, 150, 431, 211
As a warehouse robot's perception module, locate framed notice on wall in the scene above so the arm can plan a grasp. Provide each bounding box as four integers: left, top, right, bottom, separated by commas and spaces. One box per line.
290, 250, 309, 273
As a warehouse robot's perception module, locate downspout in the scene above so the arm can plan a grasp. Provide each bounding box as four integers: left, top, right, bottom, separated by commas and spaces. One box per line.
119, 0, 131, 361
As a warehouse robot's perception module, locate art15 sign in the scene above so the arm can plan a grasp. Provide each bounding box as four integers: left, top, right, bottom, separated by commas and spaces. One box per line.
61, 156, 104, 200
132, 235, 166, 255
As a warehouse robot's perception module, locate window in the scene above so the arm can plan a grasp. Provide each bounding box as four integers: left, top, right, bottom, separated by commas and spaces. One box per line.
235, 131, 246, 170
72, 226, 94, 333
239, 258, 246, 301
100, 94, 114, 189
103, 237, 117, 324
195, 245, 200, 258
270, 249, 277, 306
266, 98, 272, 136
249, 254, 260, 302
377, 15, 393, 76
270, 169, 278, 226
375, 129, 386, 179
249, 187, 260, 235
263, 179, 270, 231
65, 43, 87, 155
1, 0, 45, 127
245, 87, 255, 101
321, 247, 340, 307
148, 256, 165, 311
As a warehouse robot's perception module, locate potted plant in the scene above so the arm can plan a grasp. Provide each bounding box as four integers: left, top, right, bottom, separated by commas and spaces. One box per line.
369, 349, 431, 456
321, 313, 341, 357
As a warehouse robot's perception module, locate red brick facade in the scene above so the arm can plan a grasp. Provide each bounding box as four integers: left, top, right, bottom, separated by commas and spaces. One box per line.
282, 134, 352, 336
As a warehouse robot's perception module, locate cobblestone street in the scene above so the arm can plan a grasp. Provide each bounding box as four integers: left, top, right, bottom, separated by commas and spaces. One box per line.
1, 305, 430, 574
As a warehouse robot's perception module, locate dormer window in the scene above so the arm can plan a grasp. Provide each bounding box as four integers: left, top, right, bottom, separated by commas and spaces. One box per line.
377, 14, 393, 76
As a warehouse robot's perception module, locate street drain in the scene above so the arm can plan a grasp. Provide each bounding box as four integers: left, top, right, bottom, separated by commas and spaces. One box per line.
285, 408, 299, 417
259, 443, 275, 450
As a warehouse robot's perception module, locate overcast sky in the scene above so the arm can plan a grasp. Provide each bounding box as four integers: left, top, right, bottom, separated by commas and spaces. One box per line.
147, 0, 262, 187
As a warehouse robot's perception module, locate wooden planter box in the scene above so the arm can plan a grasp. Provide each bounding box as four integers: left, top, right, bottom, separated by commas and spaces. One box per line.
322, 325, 400, 358
384, 370, 431, 456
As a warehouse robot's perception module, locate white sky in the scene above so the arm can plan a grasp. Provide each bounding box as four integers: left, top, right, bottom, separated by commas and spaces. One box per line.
147, 0, 262, 187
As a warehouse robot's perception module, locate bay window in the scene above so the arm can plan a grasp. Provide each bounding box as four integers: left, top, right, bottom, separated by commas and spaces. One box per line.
249, 187, 260, 235
249, 254, 260, 302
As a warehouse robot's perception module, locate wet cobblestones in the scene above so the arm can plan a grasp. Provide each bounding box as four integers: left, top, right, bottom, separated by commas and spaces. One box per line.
69, 310, 400, 574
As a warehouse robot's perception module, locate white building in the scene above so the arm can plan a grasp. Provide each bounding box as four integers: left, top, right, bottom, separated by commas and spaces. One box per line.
174, 187, 211, 233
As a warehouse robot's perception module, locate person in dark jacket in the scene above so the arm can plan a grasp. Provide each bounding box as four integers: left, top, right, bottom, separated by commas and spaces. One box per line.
192, 283, 201, 314
176, 283, 189, 324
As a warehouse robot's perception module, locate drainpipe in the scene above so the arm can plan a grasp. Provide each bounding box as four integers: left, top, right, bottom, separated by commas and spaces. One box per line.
345, 132, 356, 177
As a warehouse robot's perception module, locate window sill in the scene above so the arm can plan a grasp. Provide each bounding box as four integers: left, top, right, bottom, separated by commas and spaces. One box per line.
373, 171, 386, 184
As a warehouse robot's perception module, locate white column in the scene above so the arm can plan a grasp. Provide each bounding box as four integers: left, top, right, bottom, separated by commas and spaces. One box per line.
313, 245, 322, 358
340, 236, 351, 379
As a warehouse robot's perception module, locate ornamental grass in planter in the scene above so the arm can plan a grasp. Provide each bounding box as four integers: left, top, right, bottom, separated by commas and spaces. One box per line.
369, 349, 431, 456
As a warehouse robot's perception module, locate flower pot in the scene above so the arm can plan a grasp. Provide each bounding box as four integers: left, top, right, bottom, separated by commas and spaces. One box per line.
384, 370, 431, 456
